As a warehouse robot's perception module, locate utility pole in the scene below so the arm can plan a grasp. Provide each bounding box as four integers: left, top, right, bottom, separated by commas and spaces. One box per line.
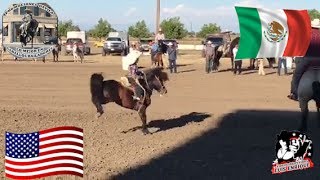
156, 0, 160, 35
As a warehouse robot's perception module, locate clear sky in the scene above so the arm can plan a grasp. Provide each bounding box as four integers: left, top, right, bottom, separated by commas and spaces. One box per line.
1, 0, 319, 33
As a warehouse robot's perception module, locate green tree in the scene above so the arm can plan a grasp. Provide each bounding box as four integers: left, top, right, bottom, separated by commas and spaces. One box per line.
197, 23, 221, 38
89, 18, 112, 40
128, 20, 151, 38
160, 17, 188, 39
58, 20, 80, 37
308, 9, 320, 20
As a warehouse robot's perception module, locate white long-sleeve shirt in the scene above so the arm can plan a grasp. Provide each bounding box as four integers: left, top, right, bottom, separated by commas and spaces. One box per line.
233, 47, 238, 60
155, 33, 165, 43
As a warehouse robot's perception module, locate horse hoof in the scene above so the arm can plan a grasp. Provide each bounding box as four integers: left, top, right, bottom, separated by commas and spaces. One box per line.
142, 128, 151, 135
95, 113, 102, 119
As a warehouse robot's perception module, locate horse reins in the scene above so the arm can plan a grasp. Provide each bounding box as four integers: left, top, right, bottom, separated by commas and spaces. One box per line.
138, 72, 164, 105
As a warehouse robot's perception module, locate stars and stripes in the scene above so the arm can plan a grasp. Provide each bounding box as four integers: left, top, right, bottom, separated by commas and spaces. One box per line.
5, 126, 83, 179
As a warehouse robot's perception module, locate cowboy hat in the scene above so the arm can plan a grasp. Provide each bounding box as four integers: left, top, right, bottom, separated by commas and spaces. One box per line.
168, 42, 173, 46
207, 41, 212, 44
25, 8, 32, 13
311, 19, 320, 28
158, 28, 162, 32
125, 50, 141, 66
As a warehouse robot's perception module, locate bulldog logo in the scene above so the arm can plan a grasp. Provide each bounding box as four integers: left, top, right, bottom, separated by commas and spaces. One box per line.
264, 21, 287, 43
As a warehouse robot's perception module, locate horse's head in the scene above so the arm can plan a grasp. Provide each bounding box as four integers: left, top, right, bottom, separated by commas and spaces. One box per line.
144, 67, 169, 96
157, 40, 167, 54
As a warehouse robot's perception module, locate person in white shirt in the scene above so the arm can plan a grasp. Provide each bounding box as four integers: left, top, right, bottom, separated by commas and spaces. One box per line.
155, 28, 165, 43
232, 44, 242, 75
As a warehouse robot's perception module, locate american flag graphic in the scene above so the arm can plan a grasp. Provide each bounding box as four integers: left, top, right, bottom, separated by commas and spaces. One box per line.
5, 126, 83, 179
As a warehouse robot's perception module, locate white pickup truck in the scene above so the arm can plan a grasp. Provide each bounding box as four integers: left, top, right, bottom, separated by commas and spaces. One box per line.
102, 31, 129, 56
65, 31, 91, 55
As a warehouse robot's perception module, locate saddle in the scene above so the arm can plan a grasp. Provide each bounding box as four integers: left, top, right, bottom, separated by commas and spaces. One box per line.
121, 75, 146, 90
120, 76, 143, 90
120, 76, 133, 88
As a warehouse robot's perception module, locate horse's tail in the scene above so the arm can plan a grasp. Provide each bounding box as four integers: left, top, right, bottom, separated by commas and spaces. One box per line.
90, 73, 105, 105
312, 81, 320, 107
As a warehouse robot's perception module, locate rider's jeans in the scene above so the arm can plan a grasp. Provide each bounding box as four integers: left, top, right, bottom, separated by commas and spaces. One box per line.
291, 57, 320, 95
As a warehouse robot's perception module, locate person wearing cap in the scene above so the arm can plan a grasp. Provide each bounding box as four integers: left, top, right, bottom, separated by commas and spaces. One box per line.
204, 41, 215, 73
288, 20, 320, 101
155, 28, 165, 43
167, 42, 177, 73
20, 8, 33, 35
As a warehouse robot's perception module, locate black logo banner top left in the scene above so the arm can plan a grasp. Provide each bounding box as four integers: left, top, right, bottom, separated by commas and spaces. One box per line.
2, 3, 58, 58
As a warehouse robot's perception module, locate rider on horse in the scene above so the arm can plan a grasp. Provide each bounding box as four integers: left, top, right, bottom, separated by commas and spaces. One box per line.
126, 46, 145, 101
287, 22, 320, 101
20, 9, 33, 36
155, 28, 165, 43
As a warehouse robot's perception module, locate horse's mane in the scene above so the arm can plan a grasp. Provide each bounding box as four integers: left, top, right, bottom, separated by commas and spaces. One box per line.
143, 67, 169, 81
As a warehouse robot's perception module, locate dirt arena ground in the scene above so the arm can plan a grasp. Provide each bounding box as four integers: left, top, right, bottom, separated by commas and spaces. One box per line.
1, 47, 320, 180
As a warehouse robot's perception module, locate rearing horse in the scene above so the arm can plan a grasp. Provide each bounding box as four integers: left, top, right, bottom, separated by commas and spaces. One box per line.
20, 19, 39, 47
90, 67, 169, 134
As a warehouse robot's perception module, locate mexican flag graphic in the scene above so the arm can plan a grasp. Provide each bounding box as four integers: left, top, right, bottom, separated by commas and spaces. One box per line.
235, 7, 312, 59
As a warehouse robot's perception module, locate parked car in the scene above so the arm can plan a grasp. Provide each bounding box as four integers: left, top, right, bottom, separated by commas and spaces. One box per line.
139, 38, 153, 52
102, 37, 125, 56
201, 31, 233, 58
94, 40, 104, 48
102, 31, 129, 56
65, 31, 91, 55
43, 36, 58, 45
65, 38, 84, 55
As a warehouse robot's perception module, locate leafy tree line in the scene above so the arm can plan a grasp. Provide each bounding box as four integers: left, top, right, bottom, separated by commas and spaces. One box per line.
57, 9, 319, 39
58, 17, 221, 39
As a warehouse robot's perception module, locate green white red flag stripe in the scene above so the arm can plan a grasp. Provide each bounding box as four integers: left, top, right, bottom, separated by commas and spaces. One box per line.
235, 7, 311, 59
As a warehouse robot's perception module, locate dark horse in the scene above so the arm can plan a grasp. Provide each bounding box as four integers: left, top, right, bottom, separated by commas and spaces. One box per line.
90, 67, 169, 134
152, 40, 168, 67
20, 19, 39, 47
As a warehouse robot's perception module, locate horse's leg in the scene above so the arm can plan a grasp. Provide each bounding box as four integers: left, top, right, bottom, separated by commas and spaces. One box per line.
161, 55, 164, 67
231, 57, 234, 70
138, 105, 150, 135
93, 98, 104, 119
299, 99, 309, 132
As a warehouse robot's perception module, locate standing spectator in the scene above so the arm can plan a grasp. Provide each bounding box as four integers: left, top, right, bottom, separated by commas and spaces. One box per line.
232, 44, 242, 75
278, 57, 288, 76
249, 58, 256, 69
155, 28, 165, 43
167, 42, 177, 73
258, 58, 266, 76
204, 41, 215, 74
150, 42, 159, 66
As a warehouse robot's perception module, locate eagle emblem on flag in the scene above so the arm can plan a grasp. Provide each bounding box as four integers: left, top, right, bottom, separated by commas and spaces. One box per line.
264, 21, 287, 43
